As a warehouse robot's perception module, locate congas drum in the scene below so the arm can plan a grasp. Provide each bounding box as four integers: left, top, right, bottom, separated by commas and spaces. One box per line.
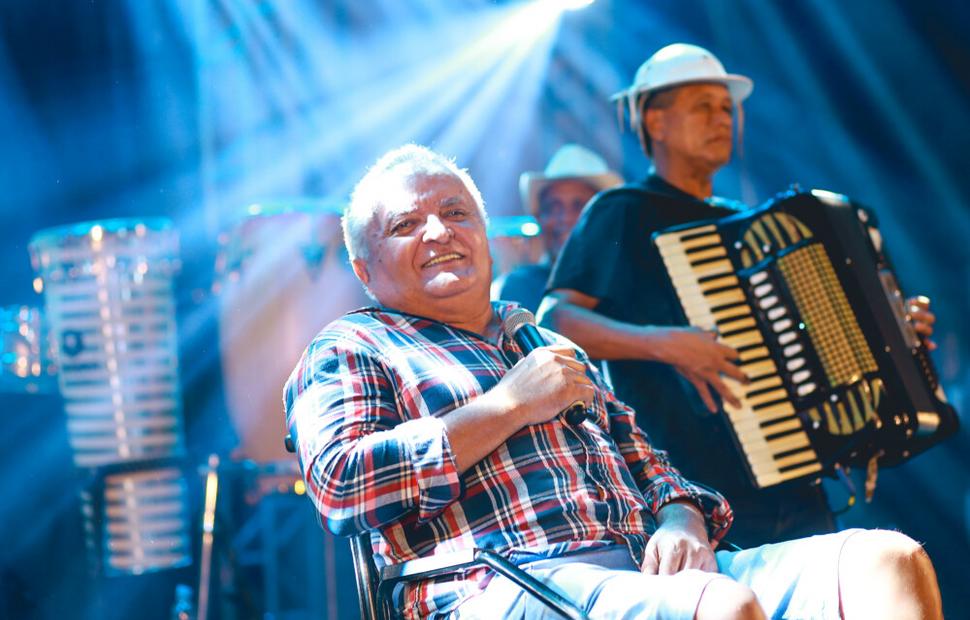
487, 215, 544, 278
81, 465, 192, 576
215, 203, 370, 463
0, 305, 57, 394
29, 219, 186, 468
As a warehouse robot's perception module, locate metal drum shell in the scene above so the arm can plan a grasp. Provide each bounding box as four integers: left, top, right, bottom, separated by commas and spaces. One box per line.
28, 218, 185, 468
215, 205, 371, 463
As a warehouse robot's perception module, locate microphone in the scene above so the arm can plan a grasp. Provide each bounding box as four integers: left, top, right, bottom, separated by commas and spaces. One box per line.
501, 308, 589, 425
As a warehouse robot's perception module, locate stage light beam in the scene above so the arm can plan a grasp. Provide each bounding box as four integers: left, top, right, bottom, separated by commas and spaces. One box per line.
539, 0, 596, 12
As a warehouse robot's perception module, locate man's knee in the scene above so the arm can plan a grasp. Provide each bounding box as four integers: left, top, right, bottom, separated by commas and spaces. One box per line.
838, 528, 942, 619
695, 577, 765, 620
840, 529, 936, 580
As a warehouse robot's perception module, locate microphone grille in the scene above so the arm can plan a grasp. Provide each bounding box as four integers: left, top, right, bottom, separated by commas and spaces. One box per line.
502, 307, 537, 340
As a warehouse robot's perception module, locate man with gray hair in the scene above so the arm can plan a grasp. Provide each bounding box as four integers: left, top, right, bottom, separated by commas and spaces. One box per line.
284, 143, 941, 619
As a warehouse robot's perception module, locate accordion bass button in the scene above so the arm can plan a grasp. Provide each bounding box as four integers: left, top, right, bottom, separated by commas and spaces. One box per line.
767, 306, 787, 320
759, 295, 779, 309
797, 383, 817, 397
772, 318, 793, 333
754, 283, 773, 297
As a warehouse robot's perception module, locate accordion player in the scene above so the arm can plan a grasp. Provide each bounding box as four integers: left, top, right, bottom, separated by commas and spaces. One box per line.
652, 189, 959, 489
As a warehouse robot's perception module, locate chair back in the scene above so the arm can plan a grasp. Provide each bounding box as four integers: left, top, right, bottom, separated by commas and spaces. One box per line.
350, 532, 381, 620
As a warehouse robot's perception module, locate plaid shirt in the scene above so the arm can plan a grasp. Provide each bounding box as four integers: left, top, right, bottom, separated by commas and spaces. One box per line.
284, 302, 732, 619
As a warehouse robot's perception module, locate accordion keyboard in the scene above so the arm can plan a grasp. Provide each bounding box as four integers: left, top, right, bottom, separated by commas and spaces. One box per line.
655, 224, 823, 487
653, 190, 958, 489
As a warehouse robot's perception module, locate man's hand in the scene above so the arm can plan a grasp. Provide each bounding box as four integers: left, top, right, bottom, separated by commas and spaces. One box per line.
443, 345, 594, 473
906, 295, 936, 351
495, 345, 596, 427
650, 327, 748, 413
642, 500, 718, 575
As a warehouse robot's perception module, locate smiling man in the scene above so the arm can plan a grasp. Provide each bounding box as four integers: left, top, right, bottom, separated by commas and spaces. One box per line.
284, 144, 942, 619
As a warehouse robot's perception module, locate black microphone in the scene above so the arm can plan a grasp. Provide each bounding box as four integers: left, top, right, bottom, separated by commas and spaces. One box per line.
502, 308, 589, 425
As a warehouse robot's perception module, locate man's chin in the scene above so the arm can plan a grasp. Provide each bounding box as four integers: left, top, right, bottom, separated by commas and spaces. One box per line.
426, 274, 493, 302
424, 273, 473, 296
707, 143, 732, 163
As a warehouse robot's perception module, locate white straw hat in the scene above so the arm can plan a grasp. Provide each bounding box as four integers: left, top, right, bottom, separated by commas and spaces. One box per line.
611, 43, 753, 106
519, 144, 623, 216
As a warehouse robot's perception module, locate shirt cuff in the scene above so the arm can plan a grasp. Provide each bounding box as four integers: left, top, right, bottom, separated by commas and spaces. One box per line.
646, 480, 734, 544
402, 416, 463, 521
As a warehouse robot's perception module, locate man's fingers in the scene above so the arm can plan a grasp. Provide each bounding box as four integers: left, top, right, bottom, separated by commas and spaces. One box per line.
689, 548, 718, 573
906, 296, 935, 341
909, 309, 936, 325
688, 543, 714, 570
544, 345, 578, 356
657, 544, 684, 576
906, 295, 931, 310
713, 341, 740, 360
688, 375, 717, 413
641, 546, 659, 575
709, 375, 742, 409
719, 360, 749, 384
576, 383, 596, 409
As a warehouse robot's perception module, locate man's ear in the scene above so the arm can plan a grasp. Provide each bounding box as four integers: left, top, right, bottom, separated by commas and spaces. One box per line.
351, 258, 370, 286
644, 107, 665, 146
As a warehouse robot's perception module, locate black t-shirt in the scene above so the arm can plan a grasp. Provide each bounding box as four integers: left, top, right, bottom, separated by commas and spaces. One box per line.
548, 174, 833, 545
493, 262, 551, 315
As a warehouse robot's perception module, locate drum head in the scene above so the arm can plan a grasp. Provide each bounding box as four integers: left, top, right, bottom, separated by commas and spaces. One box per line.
217, 205, 370, 462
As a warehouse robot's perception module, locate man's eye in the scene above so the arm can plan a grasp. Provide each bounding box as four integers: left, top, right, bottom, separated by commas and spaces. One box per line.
391, 220, 414, 234
445, 208, 467, 218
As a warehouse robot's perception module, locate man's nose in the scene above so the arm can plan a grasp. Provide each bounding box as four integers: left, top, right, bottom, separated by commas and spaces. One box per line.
422, 215, 452, 242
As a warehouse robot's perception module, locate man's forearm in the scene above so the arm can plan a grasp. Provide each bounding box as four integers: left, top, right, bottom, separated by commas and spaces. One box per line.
538, 296, 664, 361
441, 386, 526, 473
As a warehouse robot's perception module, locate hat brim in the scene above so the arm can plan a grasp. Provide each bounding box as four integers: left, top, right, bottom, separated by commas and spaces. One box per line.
519, 171, 624, 217
610, 73, 753, 104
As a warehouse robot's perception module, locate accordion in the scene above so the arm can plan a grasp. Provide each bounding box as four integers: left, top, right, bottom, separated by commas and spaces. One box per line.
652, 189, 958, 489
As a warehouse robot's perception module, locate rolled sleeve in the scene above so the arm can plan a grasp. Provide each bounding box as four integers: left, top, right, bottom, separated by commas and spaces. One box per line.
285, 331, 463, 535
403, 416, 463, 520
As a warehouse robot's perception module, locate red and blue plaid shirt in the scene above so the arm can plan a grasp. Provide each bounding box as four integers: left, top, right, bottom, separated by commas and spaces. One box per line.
284, 302, 732, 619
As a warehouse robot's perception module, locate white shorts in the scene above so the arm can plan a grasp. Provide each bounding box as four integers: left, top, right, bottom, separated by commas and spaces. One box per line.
455, 529, 863, 619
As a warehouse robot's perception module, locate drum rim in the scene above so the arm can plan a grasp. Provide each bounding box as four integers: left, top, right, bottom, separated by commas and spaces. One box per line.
29, 217, 175, 247
228, 200, 345, 227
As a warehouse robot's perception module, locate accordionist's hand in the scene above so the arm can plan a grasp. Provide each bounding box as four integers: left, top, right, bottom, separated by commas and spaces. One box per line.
906, 295, 936, 351
651, 327, 749, 413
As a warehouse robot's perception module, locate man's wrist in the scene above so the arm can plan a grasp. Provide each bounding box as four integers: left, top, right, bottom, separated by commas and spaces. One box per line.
656, 498, 706, 529
479, 384, 525, 428
638, 325, 669, 363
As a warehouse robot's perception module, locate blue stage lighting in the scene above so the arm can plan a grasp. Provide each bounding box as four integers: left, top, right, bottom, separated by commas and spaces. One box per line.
540, 0, 596, 11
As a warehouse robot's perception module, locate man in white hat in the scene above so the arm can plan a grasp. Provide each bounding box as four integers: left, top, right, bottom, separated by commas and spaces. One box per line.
539, 44, 935, 547
493, 144, 622, 313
